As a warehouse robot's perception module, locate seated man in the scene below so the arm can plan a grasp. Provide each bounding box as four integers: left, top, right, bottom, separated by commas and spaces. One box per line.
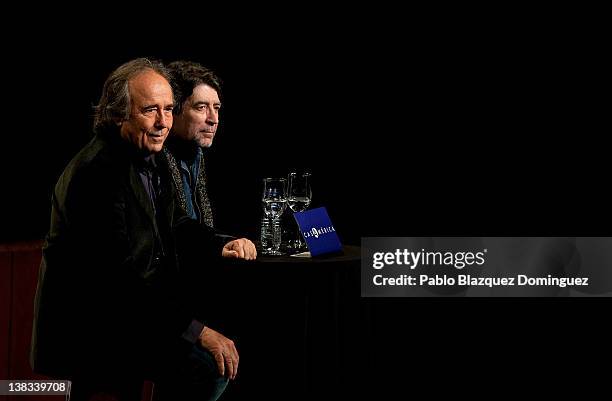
161, 60, 223, 229
31, 58, 256, 401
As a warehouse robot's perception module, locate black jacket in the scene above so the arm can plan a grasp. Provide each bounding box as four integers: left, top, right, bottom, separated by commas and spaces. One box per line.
31, 130, 226, 378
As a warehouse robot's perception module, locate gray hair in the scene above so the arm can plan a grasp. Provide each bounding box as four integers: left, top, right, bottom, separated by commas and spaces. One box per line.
93, 58, 171, 131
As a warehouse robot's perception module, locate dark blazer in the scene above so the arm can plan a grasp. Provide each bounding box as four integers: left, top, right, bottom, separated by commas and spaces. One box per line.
31, 129, 226, 379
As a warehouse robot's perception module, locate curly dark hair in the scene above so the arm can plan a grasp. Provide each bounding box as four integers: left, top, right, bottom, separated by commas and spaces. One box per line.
167, 61, 223, 115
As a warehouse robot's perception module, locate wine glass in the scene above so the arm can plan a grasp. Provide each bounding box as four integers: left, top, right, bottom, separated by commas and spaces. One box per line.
287, 171, 312, 252
261, 178, 287, 255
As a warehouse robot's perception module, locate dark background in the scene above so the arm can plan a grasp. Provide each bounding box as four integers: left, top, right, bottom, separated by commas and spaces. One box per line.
1, 11, 609, 398
2, 42, 364, 244
2, 21, 609, 243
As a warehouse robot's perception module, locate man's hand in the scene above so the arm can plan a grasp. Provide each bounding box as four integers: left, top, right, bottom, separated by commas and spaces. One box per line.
199, 326, 239, 380
222, 238, 257, 260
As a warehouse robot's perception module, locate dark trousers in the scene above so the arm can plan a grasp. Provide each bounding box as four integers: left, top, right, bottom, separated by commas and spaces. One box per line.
69, 344, 227, 401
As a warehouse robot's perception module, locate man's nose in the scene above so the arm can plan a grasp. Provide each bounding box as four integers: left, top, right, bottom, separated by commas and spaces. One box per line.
207, 110, 219, 125
155, 111, 172, 128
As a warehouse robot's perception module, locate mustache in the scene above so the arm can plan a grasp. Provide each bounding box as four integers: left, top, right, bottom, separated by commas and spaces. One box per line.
146, 129, 166, 136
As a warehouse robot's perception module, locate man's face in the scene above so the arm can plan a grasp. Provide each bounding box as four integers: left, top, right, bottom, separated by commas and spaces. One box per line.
172, 84, 220, 148
120, 70, 174, 154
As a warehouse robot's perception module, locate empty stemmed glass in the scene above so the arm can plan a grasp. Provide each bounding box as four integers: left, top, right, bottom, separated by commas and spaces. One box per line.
287, 171, 312, 252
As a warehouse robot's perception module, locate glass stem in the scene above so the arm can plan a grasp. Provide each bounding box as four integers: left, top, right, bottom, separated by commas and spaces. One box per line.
295, 223, 302, 251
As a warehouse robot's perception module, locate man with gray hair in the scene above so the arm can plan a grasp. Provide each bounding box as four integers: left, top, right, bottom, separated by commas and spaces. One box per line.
31, 58, 255, 401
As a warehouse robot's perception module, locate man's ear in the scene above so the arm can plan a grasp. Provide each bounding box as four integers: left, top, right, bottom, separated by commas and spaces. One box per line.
112, 117, 123, 127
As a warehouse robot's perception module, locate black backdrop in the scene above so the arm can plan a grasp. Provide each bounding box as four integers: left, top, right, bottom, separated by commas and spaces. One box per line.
3, 43, 367, 243
2, 25, 609, 243
2, 15, 609, 398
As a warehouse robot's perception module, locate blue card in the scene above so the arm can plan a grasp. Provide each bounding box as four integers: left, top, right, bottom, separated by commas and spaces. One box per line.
293, 207, 342, 256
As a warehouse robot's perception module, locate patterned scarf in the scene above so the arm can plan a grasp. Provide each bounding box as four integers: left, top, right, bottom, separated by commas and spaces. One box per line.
160, 147, 214, 228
